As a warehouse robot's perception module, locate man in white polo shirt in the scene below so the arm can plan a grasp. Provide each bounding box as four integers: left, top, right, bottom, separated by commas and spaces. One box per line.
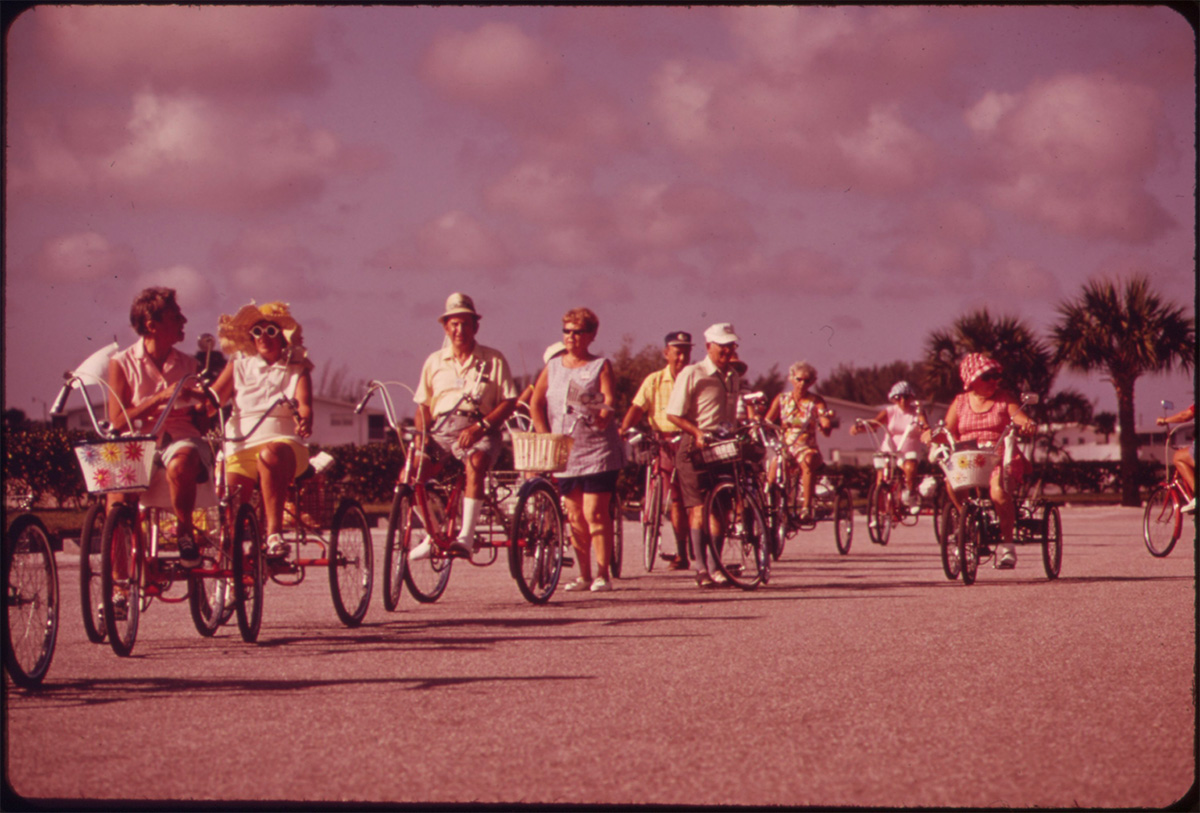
411, 293, 518, 559
666, 322, 742, 587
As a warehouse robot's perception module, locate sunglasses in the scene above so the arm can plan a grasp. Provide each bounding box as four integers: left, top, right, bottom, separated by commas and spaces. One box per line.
250, 324, 281, 339
978, 371, 1000, 381
563, 328, 591, 336
795, 377, 814, 383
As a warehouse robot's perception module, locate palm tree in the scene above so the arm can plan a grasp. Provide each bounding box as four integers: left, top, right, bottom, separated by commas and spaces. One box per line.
923, 309, 1055, 403
1052, 275, 1195, 506
1093, 411, 1117, 444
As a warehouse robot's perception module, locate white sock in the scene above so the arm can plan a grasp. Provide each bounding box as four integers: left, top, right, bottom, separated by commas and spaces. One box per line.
458, 497, 482, 544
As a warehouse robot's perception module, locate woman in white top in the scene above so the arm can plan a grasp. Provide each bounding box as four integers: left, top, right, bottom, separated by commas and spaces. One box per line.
213, 302, 314, 557
850, 381, 927, 506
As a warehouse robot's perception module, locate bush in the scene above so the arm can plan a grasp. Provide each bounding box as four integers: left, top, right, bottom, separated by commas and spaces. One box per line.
3, 426, 89, 508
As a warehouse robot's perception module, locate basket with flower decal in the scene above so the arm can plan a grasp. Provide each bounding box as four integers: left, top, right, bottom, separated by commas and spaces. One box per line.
73, 436, 158, 494
940, 450, 999, 493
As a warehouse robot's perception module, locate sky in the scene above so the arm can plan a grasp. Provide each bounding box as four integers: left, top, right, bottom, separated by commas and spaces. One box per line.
4, 5, 1196, 427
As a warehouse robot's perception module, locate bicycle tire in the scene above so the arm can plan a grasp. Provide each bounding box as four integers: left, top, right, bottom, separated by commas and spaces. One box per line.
931, 486, 947, 547
642, 472, 662, 572
957, 503, 981, 586
1041, 503, 1062, 580
100, 503, 141, 657
1142, 484, 1180, 558
610, 493, 624, 579
402, 487, 453, 603
765, 481, 786, 560
329, 500, 374, 626
232, 503, 264, 643
4, 515, 58, 688
834, 488, 854, 555
938, 501, 961, 580
508, 480, 565, 604
870, 482, 893, 546
188, 509, 231, 638
704, 479, 767, 590
78, 502, 107, 643
382, 487, 410, 612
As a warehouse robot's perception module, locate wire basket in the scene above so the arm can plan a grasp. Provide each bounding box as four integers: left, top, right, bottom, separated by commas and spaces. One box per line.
692, 437, 742, 468
872, 453, 891, 470
629, 436, 657, 466
511, 432, 574, 473
74, 436, 158, 494
941, 450, 998, 493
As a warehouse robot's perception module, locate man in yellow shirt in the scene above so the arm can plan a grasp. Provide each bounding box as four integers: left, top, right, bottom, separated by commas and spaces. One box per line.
620, 332, 692, 569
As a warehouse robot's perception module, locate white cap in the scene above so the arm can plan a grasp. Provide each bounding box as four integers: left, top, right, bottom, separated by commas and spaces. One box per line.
703, 322, 740, 345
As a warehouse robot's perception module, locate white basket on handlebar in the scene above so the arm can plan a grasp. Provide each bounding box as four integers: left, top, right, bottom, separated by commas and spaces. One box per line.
941, 450, 998, 493
695, 437, 741, 466
629, 436, 657, 465
511, 432, 574, 473
872, 453, 891, 470
73, 436, 158, 494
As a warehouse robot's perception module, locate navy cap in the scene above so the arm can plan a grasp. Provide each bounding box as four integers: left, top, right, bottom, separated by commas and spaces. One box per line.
665, 331, 693, 347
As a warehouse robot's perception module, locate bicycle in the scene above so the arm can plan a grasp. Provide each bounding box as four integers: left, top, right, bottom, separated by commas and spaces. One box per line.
762, 423, 854, 558
1143, 400, 1194, 558
693, 423, 775, 589
937, 398, 1062, 585
55, 340, 277, 655
626, 429, 683, 572
357, 380, 568, 607
854, 418, 945, 547
4, 513, 58, 688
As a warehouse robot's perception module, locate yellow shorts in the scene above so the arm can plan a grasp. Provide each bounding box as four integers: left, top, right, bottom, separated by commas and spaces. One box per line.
224, 441, 309, 482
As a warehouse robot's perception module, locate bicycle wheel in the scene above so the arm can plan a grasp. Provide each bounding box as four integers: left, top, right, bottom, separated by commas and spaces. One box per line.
4, 515, 58, 688
1142, 484, 1181, 558
957, 504, 982, 586
330, 500, 374, 626
382, 487, 410, 612
931, 486, 947, 546
232, 503, 264, 643
509, 480, 566, 604
868, 482, 893, 546
765, 481, 786, 560
642, 471, 662, 572
100, 503, 141, 657
1041, 503, 1062, 580
609, 493, 624, 579
938, 501, 961, 580
834, 488, 854, 555
402, 488, 453, 603
78, 501, 107, 643
188, 509, 231, 638
705, 480, 767, 590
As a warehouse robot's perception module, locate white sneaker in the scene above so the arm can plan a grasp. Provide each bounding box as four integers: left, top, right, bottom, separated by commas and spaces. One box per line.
265, 534, 290, 559
590, 577, 612, 592
1181, 497, 1197, 514
449, 537, 473, 557
901, 489, 916, 507
409, 539, 433, 561
997, 545, 1017, 569
563, 577, 591, 592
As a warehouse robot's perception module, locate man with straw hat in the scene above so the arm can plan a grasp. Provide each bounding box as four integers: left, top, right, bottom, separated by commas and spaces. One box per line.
410, 293, 518, 560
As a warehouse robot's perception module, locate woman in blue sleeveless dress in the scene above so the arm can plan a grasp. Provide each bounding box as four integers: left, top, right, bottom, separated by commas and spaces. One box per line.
531, 307, 624, 593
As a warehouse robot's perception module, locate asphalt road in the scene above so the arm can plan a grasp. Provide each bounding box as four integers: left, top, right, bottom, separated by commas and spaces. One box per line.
5, 505, 1195, 808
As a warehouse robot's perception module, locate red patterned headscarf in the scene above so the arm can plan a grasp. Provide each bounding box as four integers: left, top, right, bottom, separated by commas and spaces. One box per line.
959, 353, 1002, 391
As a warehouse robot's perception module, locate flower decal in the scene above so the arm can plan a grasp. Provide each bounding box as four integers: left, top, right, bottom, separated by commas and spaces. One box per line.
125, 441, 148, 463
93, 468, 112, 489
101, 443, 122, 463
117, 465, 140, 488
81, 445, 101, 465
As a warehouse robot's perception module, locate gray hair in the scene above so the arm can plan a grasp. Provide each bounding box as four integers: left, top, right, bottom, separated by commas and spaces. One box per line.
789, 361, 817, 381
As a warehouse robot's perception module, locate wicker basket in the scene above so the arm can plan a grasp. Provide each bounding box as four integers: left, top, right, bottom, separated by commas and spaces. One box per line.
693, 437, 741, 467
941, 450, 998, 493
74, 436, 158, 494
511, 432, 574, 473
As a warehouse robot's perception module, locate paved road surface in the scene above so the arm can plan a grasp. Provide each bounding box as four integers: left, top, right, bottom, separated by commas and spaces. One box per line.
5, 505, 1194, 807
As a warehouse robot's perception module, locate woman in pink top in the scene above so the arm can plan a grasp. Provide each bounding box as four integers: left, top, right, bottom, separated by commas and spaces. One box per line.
942, 353, 1035, 568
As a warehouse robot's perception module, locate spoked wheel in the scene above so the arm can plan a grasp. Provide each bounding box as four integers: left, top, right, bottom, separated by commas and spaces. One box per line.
382, 487, 410, 612
231, 503, 264, 643
867, 482, 893, 546
938, 501, 961, 580
956, 504, 982, 586
609, 493, 624, 579
188, 509, 233, 638
509, 481, 566, 604
705, 481, 768, 590
641, 472, 662, 572
1142, 485, 1181, 558
330, 500, 374, 626
78, 502, 107, 643
765, 482, 786, 561
931, 486, 948, 547
100, 503, 142, 657
402, 488, 453, 603
1041, 503, 1062, 580
833, 488, 854, 555
4, 515, 59, 688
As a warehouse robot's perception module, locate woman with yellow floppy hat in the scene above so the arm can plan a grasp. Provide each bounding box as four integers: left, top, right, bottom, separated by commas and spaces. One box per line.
212, 301, 314, 559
